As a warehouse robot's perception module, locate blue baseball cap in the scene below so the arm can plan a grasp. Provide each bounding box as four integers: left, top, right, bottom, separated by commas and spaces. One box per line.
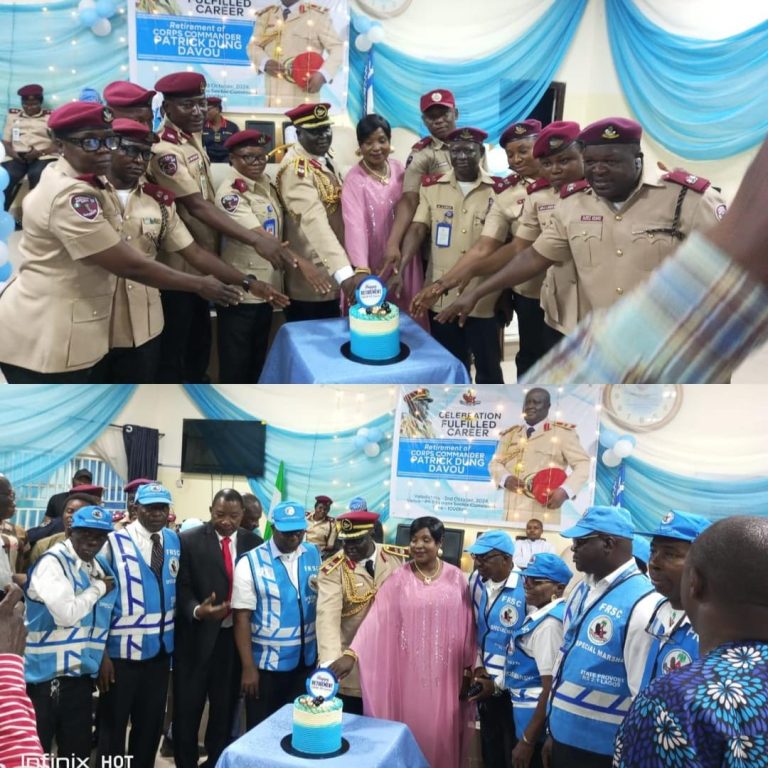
272, 501, 307, 532
70, 505, 114, 532
466, 530, 515, 557
135, 482, 172, 506
348, 496, 368, 512
632, 535, 651, 564
561, 505, 634, 539
523, 553, 573, 585
635, 509, 711, 543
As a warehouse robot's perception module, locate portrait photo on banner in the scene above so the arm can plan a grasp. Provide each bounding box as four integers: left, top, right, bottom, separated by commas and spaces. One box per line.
128, 0, 349, 113
392, 385, 601, 530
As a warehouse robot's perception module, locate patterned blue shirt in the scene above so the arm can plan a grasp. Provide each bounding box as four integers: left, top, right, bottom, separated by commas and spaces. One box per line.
614, 641, 768, 767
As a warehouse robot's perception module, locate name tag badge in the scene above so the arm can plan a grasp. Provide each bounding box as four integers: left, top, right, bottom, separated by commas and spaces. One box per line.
435, 222, 452, 248
263, 218, 276, 235
12, 127, 20, 142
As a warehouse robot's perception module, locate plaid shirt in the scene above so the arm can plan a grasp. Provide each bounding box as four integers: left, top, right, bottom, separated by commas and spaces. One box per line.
523, 232, 768, 383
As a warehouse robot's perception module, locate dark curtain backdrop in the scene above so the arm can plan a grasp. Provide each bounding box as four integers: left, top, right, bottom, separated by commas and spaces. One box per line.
122, 425, 159, 482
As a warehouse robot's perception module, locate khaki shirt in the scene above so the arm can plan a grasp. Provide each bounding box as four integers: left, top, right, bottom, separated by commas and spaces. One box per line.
305, 515, 337, 553
402, 136, 452, 194
276, 144, 347, 301
0, 158, 121, 373
247, 3, 344, 108
533, 172, 728, 321
214, 168, 283, 304
148, 119, 219, 274
316, 544, 408, 696
105, 179, 195, 348
413, 169, 502, 318
489, 421, 592, 524
516, 183, 579, 334
2, 109, 53, 154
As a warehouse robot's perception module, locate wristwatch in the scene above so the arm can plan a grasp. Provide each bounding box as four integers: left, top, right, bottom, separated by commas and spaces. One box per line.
241, 273, 258, 291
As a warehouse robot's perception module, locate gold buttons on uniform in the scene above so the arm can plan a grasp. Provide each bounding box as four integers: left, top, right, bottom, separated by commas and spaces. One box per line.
615, 214, 622, 221
616, 249, 623, 256
616, 287, 624, 295
581, 231, 587, 236
462, 208, 467, 214
461, 228, 467, 233
127, 284, 133, 290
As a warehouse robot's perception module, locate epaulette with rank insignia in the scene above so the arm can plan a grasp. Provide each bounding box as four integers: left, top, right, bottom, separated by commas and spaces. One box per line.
292, 156, 311, 178
545, 420, 576, 431
320, 550, 345, 576
560, 179, 590, 198
75, 173, 105, 189
662, 170, 711, 193
160, 125, 181, 145
8, 108, 21, 114
499, 425, 524, 437
526, 178, 551, 195
411, 136, 433, 152
142, 182, 175, 206
41, 110, 52, 116
421, 173, 443, 187
299, 2, 328, 12
381, 544, 409, 561
493, 173, 522, 194
232, 178, 247, 193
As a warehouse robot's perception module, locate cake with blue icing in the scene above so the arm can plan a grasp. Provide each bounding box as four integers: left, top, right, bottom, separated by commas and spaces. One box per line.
349, 276, 400, 361
292, 693, 343, 755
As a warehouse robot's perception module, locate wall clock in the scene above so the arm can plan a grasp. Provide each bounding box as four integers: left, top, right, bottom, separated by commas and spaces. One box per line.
602, 385, 683, 432
356, 0, 413, 19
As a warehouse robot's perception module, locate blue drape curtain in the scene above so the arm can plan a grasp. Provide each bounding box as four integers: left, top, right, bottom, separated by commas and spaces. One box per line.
182, 385, 393, 519
347, 0, 589, 141
0, 385, 137, 486
605, 0, 768, 159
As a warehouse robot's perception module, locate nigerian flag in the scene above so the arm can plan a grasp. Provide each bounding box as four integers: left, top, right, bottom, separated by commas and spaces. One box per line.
264, 461, 285, 541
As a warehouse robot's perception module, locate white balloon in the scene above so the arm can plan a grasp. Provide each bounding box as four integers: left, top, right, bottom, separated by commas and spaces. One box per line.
78, 0, 96, 8
612, 438, 634, 459
367, 25, 385, 44
0, 241, 8, 266
601, 449, 622, 468
354, 34, 373, 52
363, 442, 381, 458
356, 427, 369, 438
91, 17, 111, 36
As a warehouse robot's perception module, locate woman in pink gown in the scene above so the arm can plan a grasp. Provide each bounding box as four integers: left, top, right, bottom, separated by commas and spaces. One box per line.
341, 114, 427, 329
331, 517, 476, 768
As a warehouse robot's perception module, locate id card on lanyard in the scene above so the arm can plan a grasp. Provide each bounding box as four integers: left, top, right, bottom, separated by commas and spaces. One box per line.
435, 221, 452, 248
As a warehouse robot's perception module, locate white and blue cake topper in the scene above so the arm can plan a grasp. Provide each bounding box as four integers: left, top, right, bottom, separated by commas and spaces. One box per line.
356, 276, 387, 308
306, 668, 340, 700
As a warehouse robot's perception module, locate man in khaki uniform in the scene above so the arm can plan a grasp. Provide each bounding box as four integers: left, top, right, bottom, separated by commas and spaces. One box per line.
247, 0, 344, 109
305, 495, 337, 558
2, 84, 57, 210
437, 117, 728, 332
277, 102, 361, 320
103, 81, 156, 128
489, 387, 591, 525
0, 101, 239, 383
400, 127, 504, 382
316, 504, 408, 714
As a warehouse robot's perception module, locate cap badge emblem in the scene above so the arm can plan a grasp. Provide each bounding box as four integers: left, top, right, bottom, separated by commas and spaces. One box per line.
285, 506, 295, 516
602, 126, 619, 140
514, 125, 526, 135
103, 107, 114, 123
431, 92, 442, 102
549, 137, 563, 149
314, 104, 328, 120
341, 519, 353, 532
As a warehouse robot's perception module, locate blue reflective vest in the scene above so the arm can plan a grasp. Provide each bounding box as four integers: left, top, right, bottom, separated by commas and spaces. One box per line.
550, 564, 656, 755
640, 599, 699, 691
25, 542, 117, 684
244, 542, 320, 671
104, 528, 179, 660
506, 600, 565, 740
469, 569, 526, 683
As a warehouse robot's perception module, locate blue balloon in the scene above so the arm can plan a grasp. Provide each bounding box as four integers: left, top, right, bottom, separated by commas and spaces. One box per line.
0, 261, 12, 283
353, 434, 368, 450
95, 0, 115, 17
0, 166, 9, 193
366, 427, 383, 444
79, 7, 99, 26
0, 212, 15, 241
598, 425, 620, 449
354, 15, 373, 34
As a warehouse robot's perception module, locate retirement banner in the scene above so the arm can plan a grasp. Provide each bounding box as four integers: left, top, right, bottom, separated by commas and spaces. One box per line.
391, 385, 601, 530
127, 0, 350, 113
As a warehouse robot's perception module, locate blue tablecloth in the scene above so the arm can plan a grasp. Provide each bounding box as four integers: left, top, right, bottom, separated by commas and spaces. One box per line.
217, 703, 428, 768
259, 314, 471, 383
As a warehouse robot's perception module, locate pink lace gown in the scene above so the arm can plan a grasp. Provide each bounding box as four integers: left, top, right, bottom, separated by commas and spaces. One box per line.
351, 562, 476, 768
341, 160, 428, 329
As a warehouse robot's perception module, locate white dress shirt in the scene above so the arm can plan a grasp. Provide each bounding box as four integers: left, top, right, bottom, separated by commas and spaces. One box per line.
232, 540, 306, 611
513, 538, 556, 569
517, 599, 566, 677
124, 519, 161, 565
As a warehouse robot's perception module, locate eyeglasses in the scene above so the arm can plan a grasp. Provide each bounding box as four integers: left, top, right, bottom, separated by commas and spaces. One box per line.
233, 153, 267, 165
571, 534, 607, 548
64, 135, 121, 152
117, 144, 153, 161
471, 552, 503, 563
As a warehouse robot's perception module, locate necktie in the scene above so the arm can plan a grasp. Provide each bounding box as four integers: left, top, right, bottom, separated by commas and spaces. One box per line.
150, 533, 163, 578
526, 426, 535, 438
364, 559, 375, 579
282, 5, 290, 19
221, 536, 234, 602
325, 155, 337, 178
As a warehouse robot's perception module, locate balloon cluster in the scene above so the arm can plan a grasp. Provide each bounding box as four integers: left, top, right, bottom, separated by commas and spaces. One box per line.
0, 146, 15, 285
598, 426, 637, 467
78, 0, 118, 37
353, 426, 384, 458
353, 15, 386, 52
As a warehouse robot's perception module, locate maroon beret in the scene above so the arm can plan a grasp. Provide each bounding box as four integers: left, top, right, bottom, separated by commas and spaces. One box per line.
112, 118, 158, 144
70, 484, 104, 496
104, 81, 156, 108
285, 102, 332, 128
48, 102, 114, 133
124, 478, 155, 493
532, 121, 581, 159
315, 495, 334, 505
499, 119, 542, 147
578, 117, 642, 145
445, 126, 488, 144
419, 89, 456, 112
223, 130, 272, 151
206, 96, 222, 107
154, 71, 206, 97
336, 509, 379, 539
18, 84, 44, 98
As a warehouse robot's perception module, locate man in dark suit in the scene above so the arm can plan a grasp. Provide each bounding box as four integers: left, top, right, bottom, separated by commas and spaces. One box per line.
173, 488, 262, 768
